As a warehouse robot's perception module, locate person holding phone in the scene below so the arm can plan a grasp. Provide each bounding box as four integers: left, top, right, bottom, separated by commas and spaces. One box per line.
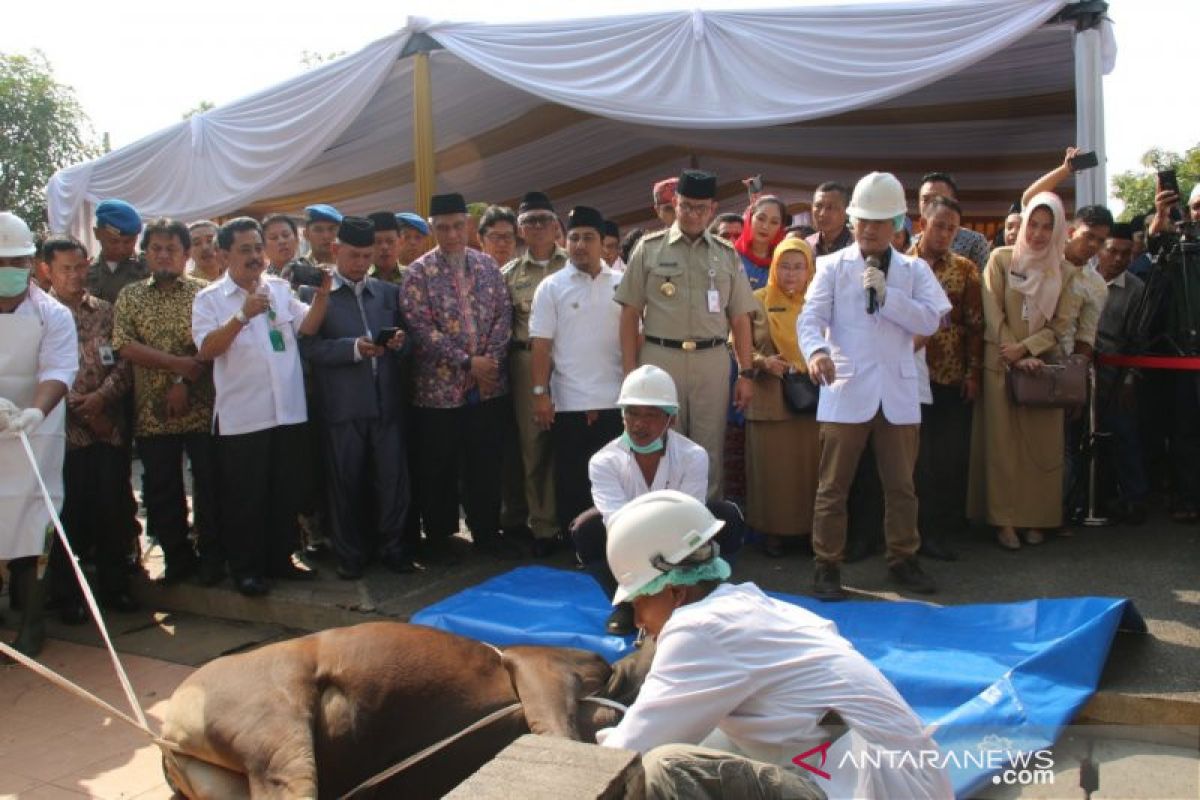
298, 216, 415, 580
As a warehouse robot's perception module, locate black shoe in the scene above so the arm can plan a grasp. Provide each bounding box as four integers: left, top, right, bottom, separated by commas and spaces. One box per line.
235, 576, 269, 597
475, 535, 523, 560
59, 602, 90, 626
380, 554, 423, 574
918, 536, 958, 562
606, 603, 635, 636
197, 556, 227, 587
102, 591, 141, 613
159, 551, 199, 586
812, 563, 846, 601
888, 558, 937, 594
269, 563, 319, 581
502, 525, 534, 543
303, 541, 332, 562
530, 538, 559, 559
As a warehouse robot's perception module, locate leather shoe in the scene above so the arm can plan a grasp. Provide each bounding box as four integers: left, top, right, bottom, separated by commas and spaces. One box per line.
888, 558, 937, 594
59, 602, 89, 626
159, 552, 199, 586
235, 576, 269, 597
269, 563, 319, 581
381, 555, 423, 574
198, 556, 227, 587
812, 563, 846, 601
103, 591, 141, 613
419, 539, 462, 566
918, 536, 958, 562
606, 603, 635, 636
530, 538, 559, 559
475, 535, 523, 560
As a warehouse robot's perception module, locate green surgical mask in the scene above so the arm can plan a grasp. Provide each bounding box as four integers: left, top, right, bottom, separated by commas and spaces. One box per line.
621, 430, 664, 455
0, 267, 30, 297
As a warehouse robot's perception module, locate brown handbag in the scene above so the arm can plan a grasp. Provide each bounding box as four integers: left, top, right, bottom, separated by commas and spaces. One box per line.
1005, 356, 1088, 408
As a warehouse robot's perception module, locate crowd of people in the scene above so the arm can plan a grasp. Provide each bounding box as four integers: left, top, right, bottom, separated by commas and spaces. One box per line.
1, 145, 1197, 655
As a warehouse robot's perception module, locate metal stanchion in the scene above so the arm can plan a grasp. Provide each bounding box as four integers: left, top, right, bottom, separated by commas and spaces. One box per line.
1082, 363, 1111, 527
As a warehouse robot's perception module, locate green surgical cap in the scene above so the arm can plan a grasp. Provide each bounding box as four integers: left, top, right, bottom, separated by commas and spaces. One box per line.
628, 557, 731, 601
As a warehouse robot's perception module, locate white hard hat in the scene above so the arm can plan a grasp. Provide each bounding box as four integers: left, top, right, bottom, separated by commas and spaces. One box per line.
606, 490, 725, 605
846, 172, 907, 221
617, 365, 678, 409
0, 212, 36, 258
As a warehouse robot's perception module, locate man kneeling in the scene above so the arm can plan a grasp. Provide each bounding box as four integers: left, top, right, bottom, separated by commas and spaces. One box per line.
597, 490, 952, 799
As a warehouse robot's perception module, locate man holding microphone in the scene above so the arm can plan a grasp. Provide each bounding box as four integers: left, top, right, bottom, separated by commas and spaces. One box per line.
799, 172, 950, 600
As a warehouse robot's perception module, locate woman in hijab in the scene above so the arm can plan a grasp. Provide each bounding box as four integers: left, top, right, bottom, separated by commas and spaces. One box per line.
967, 192, 1077, 550
733, 195, 789, 290
743, 238, 821, 557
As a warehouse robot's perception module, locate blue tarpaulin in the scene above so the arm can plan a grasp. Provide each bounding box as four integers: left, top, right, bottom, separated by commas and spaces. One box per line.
412, 566, 1144, 797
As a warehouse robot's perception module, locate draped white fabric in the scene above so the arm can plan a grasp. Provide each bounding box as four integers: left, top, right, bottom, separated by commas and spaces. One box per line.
419, 0, 1065, 129
46, 1, 1116, 241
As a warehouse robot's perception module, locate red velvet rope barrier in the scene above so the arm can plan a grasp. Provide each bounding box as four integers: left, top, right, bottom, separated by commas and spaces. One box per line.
1096, 353, 1200, 370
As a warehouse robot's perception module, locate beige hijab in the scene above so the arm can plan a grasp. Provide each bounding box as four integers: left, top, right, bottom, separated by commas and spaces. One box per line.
1008, 191, 1067, 330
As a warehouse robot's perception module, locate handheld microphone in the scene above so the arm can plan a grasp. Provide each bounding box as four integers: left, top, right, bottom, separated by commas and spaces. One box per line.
866, 255, 881, 314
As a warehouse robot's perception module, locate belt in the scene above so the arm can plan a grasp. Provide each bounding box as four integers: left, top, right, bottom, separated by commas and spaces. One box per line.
509, 340, 532, 352
643, 335, 725, 352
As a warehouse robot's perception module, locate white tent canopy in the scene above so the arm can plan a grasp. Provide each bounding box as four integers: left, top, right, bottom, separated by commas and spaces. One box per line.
46, 0, 1115, 240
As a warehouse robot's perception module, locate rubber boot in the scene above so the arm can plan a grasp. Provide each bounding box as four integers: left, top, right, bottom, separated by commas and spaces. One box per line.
10, 559, 47, 659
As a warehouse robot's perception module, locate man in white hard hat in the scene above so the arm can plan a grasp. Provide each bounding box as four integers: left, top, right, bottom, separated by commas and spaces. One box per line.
799, 172, 951, 600
0, 211, 79, 658
570, 365, 743, 635
596, 490, 952, 800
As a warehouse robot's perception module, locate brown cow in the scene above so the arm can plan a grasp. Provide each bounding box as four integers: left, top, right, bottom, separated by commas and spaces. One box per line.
160, 622, 652, 799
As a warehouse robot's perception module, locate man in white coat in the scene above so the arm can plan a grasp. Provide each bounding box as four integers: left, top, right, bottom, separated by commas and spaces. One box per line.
799, 173, 951, 600
597, 491, 953, 800
0, 212, 78, 658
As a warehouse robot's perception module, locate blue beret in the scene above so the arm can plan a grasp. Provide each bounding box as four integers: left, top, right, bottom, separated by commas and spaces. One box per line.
395, 212, 430, 236
304, 204, 343, 224
95, 199, 142, 236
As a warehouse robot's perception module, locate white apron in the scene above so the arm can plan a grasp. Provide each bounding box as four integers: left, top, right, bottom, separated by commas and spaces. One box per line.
0, 312, 66, 560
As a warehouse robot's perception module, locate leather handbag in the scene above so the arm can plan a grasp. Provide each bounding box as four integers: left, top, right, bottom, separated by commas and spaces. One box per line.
1005, 356, 1087, 408
781, 371, 820, 414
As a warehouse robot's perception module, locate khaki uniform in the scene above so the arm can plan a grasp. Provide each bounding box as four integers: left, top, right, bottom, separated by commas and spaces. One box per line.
502, 247, 568, 538
615, 226, 756, 497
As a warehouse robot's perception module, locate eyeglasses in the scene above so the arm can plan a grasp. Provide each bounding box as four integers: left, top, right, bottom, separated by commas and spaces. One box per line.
520, 215, 557, 228
485, 232, 516, 243
677, 202, 711, 216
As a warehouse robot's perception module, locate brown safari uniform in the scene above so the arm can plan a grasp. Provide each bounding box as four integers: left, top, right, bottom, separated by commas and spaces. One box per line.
615, 225, 756, 497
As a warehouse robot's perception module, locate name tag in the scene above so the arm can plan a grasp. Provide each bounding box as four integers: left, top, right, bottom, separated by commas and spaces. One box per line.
98, 343, 115, 366
1021, 299, 1030, 321
707, 289, 721, 313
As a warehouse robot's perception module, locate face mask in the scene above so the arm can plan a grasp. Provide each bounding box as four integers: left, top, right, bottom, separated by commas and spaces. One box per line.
621, 431, 664, 455
0, 267, 30, 297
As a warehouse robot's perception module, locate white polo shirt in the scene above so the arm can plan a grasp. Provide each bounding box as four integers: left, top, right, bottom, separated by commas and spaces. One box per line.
527, 261, 623, 412
191, 273, 309, 436
588, 431, 708, 525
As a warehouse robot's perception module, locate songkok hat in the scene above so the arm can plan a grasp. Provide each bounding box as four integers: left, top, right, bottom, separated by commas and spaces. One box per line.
305, 204, 343, 225
676, 170, 717, 200
518, 192, 555, 215
601, 220, 620, 239
429, 193, 468, 217
95, 199, 142, 236
1109, 222, 1134, 241
567, 206, 605, 232
395, 212, 430, 235
337, 216, 376, 248
368, 211, 399, 233
652, 178, 678, 205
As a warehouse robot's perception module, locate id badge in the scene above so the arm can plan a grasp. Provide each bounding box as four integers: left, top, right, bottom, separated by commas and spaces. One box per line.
1021, 299, 1030, 321
269, 328, 286, 352
98, 343, 115, 366
707, 289, 721, 314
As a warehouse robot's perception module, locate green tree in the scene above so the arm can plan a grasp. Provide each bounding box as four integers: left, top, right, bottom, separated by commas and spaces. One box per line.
182, 100, 215, 120
1111, 143, 1200, 222
0, 51, 99, 230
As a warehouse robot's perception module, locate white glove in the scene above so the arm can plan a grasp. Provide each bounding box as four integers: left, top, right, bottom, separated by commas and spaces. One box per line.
4, 408, 45, 435
863, 266, 888, 305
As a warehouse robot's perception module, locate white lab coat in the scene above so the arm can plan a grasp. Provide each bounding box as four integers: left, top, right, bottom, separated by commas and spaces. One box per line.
798, 245, 950, 425
598, 583, 953, 799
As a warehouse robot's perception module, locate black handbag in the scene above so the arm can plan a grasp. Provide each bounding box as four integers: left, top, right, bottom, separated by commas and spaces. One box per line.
781, 371, 820, 414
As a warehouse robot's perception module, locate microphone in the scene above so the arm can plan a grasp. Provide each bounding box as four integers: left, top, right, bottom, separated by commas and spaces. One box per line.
866, 254, 881, 314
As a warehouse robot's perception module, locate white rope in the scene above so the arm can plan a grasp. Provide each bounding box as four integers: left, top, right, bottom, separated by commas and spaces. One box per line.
14, 429, 148, 729
579, 696, 629, 715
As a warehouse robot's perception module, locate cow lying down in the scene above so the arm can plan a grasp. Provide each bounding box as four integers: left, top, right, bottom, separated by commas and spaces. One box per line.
160, 622, 653, 799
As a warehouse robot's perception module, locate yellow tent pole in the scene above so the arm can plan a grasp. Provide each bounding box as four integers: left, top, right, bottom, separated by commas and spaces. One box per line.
412, 52, 435, 217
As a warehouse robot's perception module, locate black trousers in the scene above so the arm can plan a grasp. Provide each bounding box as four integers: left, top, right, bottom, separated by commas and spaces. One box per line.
52, 444, 133, 602
915, 383, 973, 537
571, 500, 745, 598
552, 410, 624, 534
412, 398, 505, 541
217, 423, 306, 580
324, 417, 410, 570
137, 432, 218, 567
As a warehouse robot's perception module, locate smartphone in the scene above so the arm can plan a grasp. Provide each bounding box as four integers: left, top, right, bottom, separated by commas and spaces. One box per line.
374, 327, 400, 346
744, 175, 763, 196
1069, 151, 1099, 172
1157, 169, 1180, 196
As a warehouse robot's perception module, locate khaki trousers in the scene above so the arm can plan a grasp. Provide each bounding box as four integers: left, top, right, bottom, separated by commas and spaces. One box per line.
813, 410, 920, 566
639, 342, 729, 500
506, 349, 558, 538
643, 744, 826, 800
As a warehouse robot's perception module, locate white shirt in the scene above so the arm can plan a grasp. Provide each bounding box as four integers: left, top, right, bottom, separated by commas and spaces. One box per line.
10, 284, 78, 387
191, 273, 309, 436
599, 583, 952, 800
588, 431, 707, 525
528, 262, 623, 412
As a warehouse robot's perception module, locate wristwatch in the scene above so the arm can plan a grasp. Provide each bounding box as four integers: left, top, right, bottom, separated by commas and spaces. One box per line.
738, 368, 756, 379
531, 385, 549, 396
234, 310, 249, 325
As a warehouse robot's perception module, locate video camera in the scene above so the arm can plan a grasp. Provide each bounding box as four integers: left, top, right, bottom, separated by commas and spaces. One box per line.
1127, 221, 1200, 355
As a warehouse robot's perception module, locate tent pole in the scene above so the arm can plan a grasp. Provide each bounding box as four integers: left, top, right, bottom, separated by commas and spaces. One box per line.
1072, 24, 1107, 207
413, 52, 436, 217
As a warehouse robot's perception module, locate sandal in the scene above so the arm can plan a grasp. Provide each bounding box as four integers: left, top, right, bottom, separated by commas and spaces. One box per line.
996, 527, 1021, 551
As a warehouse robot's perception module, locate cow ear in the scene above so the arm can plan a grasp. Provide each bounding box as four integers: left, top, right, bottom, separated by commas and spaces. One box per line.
602, 638, 657, 706
501, 646, 609, 740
